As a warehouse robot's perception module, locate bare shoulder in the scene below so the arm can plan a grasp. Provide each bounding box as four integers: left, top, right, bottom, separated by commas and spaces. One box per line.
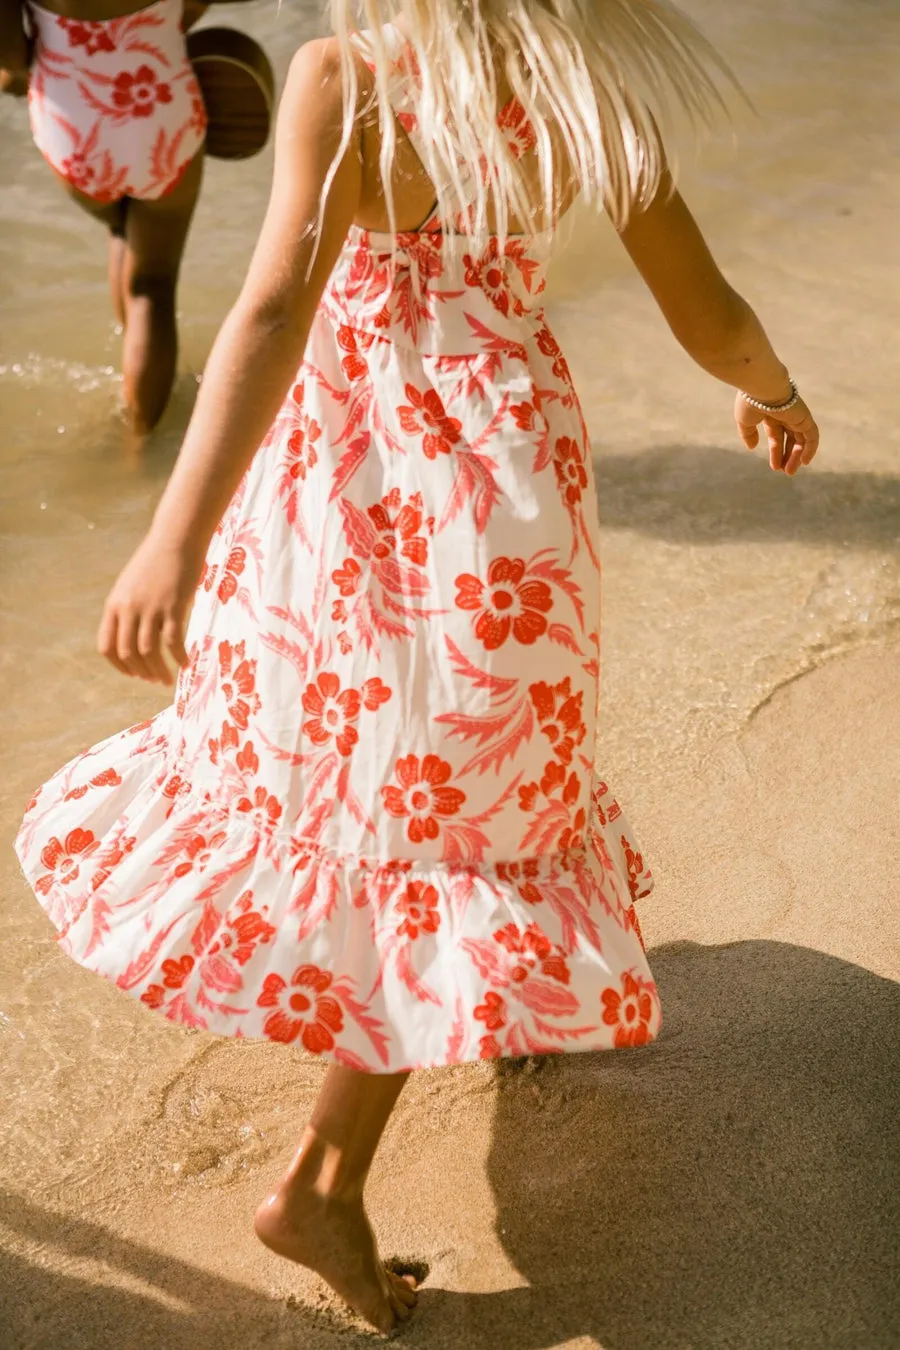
282, 35, 373, 120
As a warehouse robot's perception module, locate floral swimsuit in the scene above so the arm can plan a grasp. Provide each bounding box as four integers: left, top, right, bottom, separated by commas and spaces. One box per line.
27, 0, 206, 203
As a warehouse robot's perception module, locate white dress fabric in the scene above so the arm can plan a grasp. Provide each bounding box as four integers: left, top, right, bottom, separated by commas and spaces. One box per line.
15, 28, 662, 1071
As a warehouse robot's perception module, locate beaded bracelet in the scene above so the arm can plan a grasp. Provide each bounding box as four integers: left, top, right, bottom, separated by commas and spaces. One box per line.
739, 378, 801, 414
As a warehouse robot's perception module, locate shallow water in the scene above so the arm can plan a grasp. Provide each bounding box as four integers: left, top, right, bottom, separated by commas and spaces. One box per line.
1, 0, 898, 1242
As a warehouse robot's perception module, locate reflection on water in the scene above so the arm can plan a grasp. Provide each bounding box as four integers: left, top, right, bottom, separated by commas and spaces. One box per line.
1, 0, 899, 1204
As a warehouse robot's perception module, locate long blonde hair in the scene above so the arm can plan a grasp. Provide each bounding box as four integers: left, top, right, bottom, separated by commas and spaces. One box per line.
329, 0, 738, 238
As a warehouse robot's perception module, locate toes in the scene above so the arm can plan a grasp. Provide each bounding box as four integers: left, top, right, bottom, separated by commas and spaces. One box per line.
388, 1271, 418, 1307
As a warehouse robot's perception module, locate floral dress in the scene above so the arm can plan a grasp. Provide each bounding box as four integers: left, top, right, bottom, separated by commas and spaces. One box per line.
15, 27, 662, 1071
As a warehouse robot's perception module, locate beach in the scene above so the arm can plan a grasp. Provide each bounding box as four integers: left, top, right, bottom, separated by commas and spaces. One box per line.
1, 1, 898, 1346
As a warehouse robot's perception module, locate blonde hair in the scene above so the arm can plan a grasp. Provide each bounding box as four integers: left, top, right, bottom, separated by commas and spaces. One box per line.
329, 0, 738, 238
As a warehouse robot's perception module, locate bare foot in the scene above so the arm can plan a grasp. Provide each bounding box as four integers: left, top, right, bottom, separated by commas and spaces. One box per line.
254, 1185, 418, 1333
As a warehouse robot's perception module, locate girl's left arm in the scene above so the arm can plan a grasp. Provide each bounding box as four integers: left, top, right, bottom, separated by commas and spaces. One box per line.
98, 39, 364, 685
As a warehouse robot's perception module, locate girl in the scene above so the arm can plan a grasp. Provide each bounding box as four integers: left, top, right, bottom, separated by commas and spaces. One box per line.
0, 0, 209, 431
15, 0, 819, 1334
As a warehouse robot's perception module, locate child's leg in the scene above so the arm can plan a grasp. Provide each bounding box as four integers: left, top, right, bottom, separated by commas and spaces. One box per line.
255, 1064, 418, 1333
118, 149, 204, 432
108, 227, 127, 329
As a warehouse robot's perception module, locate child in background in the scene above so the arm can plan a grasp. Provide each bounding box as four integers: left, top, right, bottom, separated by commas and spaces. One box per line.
0, 0, 209, 430
15, 0, 819, 1333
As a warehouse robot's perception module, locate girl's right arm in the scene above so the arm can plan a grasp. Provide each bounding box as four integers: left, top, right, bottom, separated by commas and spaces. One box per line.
617, 173, 819, 476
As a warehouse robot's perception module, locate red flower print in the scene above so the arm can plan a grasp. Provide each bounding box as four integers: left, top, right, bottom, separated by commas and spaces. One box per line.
367, 488, 434, 566
622, 835, 648, 902
35, 828, 99, 895
463, 239, 515, 318
397, 383, 462, 459
286, 421, 321, 480
478, 1034, 504, 1059
208, 892, 276, 966
395, 880, 440, 940
455, 557, 553, 651
59, 152, 99, 196
112, 66, 173, 119
496, 858, 542, 905
510, 394, 549, 438
302, 673, 361, 757
382, 755, 466, 844
536, 325, 572, 383
474, 989, 507, 1031
493, 923, 571, 985
332, 558, 362, 597
257, 965, 344, 1051
58, 18, 115, 56
558, 808, 587, 852
236, 786, 283, 835
529, 677, 586, 765
553, 436, 588, 508
236, 741, 259, 775
336, 324, 375, 381
162, 954, 194, 990
141, 984, 166, 1009
601, 972, 656, 1048
361, 677, 392, 711
497, 97, 538, 159
217, 547, 246, 603
218, 640, 260, 731
172, 831, 227, 879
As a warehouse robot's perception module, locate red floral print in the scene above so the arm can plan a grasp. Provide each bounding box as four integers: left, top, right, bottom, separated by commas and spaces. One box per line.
455, 557, 553, 650
383, 755, 466, 843
58, 19, 115, 57
497, 97, 537, 159
495, 858, 542, 904
112, 66, 173, 119
205, 892, 276, 966
395, 880, 440, 939
601, 972, 656, 1048
367, 488, 433, 566
337, 324, 375, 381
397, 383, 462, 459
493, 922, 571, 985
172, 831, 227, 879
218, 640, 260, 731
257, 965, 344, 1051
35, 828, 99, 895
302, 673, 362, 756
236, 786, 283, 834
217, 547, 246, 604
553, 436, 588, 507
529, 677, 586, 765
162, 954, 194, 989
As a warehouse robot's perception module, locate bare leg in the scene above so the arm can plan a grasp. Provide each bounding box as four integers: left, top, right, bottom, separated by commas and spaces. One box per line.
54, 153, 202, 431
119, 149, 203, 432
254, 1065, 418, 1333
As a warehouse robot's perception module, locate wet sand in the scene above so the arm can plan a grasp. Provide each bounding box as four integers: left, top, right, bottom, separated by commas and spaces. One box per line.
1, 1, 899, 1347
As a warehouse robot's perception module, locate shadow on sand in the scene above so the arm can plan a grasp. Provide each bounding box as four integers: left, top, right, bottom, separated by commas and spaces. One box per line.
593, 444, 900, 551
428, 939, 900, 1349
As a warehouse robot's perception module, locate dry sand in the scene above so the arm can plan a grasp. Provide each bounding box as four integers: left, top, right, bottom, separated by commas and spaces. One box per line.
2, 1, 898, 1347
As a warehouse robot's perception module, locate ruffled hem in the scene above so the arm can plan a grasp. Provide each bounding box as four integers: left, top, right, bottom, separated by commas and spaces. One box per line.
15, 718, 661, 1072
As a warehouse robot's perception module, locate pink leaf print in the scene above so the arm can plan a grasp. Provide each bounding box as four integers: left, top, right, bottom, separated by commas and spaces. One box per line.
519, 978, 580, 1019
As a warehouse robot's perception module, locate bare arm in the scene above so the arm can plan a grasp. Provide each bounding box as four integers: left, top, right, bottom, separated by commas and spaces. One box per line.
98, 39, 364, 683
617, 173, 819, 474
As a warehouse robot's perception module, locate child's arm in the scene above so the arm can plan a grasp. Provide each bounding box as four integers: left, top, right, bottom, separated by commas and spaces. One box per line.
617, 173, 819, 476
0, 0, 28, 95
98, 39, 363, 685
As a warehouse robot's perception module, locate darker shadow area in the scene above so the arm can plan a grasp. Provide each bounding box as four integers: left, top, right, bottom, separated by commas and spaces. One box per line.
0, 1193, 329, 1350
593, 445, 900, 550
435, 940, 900, 1350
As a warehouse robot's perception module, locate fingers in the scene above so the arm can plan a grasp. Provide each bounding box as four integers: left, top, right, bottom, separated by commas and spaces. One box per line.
765, 418, 786, 473
162, 614, 190, 669
736, 419, 760, 451
97, 607, 133, 678
137, 611, 175, 685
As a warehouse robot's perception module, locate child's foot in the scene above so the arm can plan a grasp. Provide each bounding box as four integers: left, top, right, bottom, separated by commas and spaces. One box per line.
254, 1185, 418, 1333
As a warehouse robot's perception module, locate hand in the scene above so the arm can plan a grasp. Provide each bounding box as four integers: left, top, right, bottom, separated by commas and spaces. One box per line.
97, 535, 204, 685
735, 392, 820, 476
